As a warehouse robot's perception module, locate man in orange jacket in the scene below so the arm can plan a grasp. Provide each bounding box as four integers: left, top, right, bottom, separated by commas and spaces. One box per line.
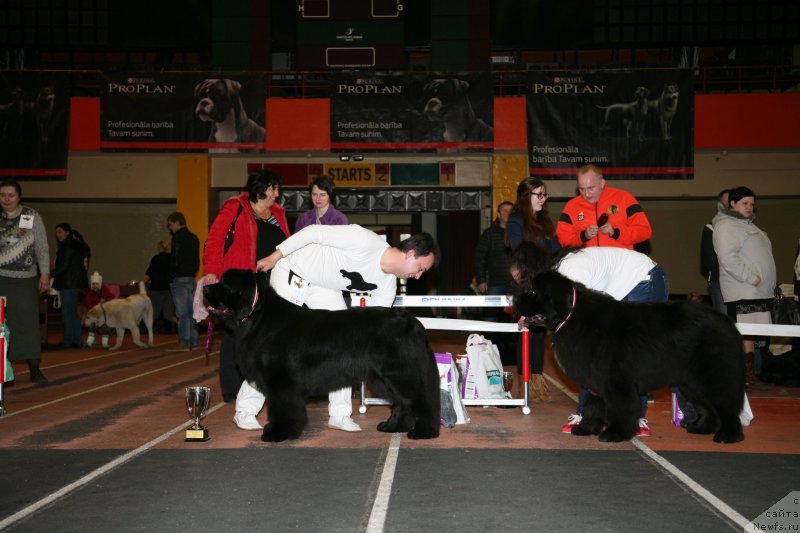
556, 164, 652, 250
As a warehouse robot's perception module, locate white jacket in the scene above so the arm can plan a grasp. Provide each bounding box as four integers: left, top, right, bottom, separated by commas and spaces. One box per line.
712, 209, 776, 302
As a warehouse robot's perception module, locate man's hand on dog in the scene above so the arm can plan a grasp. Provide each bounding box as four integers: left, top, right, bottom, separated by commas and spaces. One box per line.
256, 250, 283, 272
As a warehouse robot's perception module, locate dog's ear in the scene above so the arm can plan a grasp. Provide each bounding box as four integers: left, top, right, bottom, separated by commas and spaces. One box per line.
223, 79, 242, 96
453, 79, 470, 96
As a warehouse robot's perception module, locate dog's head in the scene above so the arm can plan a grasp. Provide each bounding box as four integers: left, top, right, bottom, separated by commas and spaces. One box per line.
83, 305, 107, 330
194, 78, 244, 124
513, 271, 577, 330
37, 87, 55, 108
634, 86, 650, 99
203, 269, 267, 326
661, 85, 679, 102
422, 79, 471, 121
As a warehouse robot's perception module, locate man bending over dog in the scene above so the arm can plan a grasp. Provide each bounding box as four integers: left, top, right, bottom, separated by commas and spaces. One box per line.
230, 225, 439, 432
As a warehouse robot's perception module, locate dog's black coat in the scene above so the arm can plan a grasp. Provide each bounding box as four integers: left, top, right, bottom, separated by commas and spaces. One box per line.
514, 271, 745, 443
204, 269, 440, 442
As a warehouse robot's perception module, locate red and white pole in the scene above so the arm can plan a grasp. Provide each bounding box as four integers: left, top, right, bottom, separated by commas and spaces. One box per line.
0, 296, 7, 416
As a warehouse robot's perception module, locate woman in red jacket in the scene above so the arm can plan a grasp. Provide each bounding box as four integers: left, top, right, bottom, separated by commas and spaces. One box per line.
202, 169, 290, 407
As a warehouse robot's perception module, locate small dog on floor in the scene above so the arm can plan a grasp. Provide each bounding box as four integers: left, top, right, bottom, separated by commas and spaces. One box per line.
597, 86, 650, 141
194, 78, 265, 153
83, 282, 154, 350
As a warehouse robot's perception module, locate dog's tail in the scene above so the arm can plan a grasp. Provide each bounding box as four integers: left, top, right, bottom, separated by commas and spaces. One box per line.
138, 281, 147, 295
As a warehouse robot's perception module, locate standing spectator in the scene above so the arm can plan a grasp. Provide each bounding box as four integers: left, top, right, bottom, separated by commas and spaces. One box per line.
0, 180, 50, 383
144, 240, 174, 333
202, 169, 289, 411
83, 271, 117, 348
554, 165, 653, 421
474, 201, 512, 321
507, 177, 559, 402
713, 186, 776, 387
556, 164, 652, 250
233, 226, 438, 433
700, 189, 729, 314
295, 175, 348, 232
51, 222, 90, 349
167, 212, 199, 351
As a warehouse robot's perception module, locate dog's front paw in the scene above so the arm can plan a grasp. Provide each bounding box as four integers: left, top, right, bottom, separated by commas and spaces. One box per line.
260, 423, 298, 443
407, 424, 439, 440
598, 427, 633, 442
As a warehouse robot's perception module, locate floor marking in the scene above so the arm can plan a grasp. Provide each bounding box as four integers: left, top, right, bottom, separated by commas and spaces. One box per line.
631, 438, 749, 528
1, 352, 217, 418
365, 432, 401, 533
0, 402, 225, 530
547, 371, 749, 529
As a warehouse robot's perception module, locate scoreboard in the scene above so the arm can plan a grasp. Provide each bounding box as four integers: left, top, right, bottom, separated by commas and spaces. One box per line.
296, 0, 405, 69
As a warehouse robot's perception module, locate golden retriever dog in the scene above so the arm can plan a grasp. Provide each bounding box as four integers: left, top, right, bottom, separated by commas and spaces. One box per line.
83, 282, 154, 350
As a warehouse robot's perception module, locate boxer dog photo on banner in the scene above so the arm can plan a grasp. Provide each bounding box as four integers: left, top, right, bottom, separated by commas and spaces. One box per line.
526, 70, 694, 179
0, 71, 70, 180
101, 72, 266, 153
330, 72, 494, 152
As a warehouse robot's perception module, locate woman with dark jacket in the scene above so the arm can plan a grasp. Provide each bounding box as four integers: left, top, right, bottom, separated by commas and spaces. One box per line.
202, 169, 290, 415
51, 223, 90, 348
507, 177, 560, 402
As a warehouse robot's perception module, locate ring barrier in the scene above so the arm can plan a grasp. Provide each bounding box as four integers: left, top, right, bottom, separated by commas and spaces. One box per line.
359, 294, 533, 415
359, 295, 800, 418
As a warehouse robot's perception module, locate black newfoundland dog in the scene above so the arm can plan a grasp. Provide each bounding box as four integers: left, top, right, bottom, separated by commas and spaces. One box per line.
204, 269, 440, 442
515, 271, 745, 444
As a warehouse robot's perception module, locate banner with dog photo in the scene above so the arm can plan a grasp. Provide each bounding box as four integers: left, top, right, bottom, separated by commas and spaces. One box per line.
0, 71, 70, 180
100, 72, 266, 153
526, 70, 694, 179
330, 72, 493, 151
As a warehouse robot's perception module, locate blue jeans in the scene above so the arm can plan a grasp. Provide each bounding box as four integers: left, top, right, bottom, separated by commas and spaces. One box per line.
170, 277, 197, 347
708, 279, 726, 315
59, 288, 82, 346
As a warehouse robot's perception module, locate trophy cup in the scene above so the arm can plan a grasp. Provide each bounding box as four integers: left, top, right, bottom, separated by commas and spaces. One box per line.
185, 386, 211, 442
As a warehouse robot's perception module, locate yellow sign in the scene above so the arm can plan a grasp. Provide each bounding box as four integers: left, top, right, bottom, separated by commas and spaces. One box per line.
324, 164, 375, 186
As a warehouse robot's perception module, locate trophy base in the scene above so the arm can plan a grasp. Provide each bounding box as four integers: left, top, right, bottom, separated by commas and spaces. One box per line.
185, 427, 210, 442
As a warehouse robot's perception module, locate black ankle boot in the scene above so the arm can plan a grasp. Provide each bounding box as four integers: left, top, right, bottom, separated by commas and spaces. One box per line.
28, 359, 48, 384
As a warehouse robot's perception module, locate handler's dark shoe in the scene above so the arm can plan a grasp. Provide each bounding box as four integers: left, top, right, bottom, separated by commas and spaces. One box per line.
30, 369, 48, 384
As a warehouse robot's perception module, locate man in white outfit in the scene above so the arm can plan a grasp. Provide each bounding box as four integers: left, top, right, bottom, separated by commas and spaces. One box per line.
233, 224, 439, 432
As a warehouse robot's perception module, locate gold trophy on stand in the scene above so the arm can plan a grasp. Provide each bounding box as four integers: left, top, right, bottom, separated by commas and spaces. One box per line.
185, 386, 211, 442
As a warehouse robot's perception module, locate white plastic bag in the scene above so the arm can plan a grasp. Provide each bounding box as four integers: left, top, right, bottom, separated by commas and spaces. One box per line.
435, 353, 469, 425
740, 392, 754, 427
465, 333, 506, 399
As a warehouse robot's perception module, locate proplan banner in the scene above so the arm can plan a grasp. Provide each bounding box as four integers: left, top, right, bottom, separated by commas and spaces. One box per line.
0, 71, 70, 180
101, 73, 265, 152
331, 72, 493, 151
527, 70, 694, 179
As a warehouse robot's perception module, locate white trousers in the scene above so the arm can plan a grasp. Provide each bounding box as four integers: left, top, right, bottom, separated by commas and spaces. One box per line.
235, 259, 354, 418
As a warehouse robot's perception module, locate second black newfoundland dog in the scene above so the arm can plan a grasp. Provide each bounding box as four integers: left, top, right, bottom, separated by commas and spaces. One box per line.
515, 271, 745, 444
204, 269, 440, 442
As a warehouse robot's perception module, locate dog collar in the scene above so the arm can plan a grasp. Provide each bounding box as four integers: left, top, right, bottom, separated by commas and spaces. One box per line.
553, 286, 577, 334
239, 286, 260, 324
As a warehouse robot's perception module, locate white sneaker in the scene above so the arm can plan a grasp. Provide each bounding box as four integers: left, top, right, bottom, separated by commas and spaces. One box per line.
328, 416, 362, 432
233, 412, 263, 431
561, 414, 582, 434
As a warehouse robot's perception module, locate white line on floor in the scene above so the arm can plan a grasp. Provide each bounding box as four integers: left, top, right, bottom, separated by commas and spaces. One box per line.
545, 372, 749, 528
0, 402, 225, 530
632, 438, 750, 528
366, 432, 402, 533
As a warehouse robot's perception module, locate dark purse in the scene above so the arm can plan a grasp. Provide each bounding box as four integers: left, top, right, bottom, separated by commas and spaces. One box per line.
770, 288, 800, 326
223, 204, 244, 256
